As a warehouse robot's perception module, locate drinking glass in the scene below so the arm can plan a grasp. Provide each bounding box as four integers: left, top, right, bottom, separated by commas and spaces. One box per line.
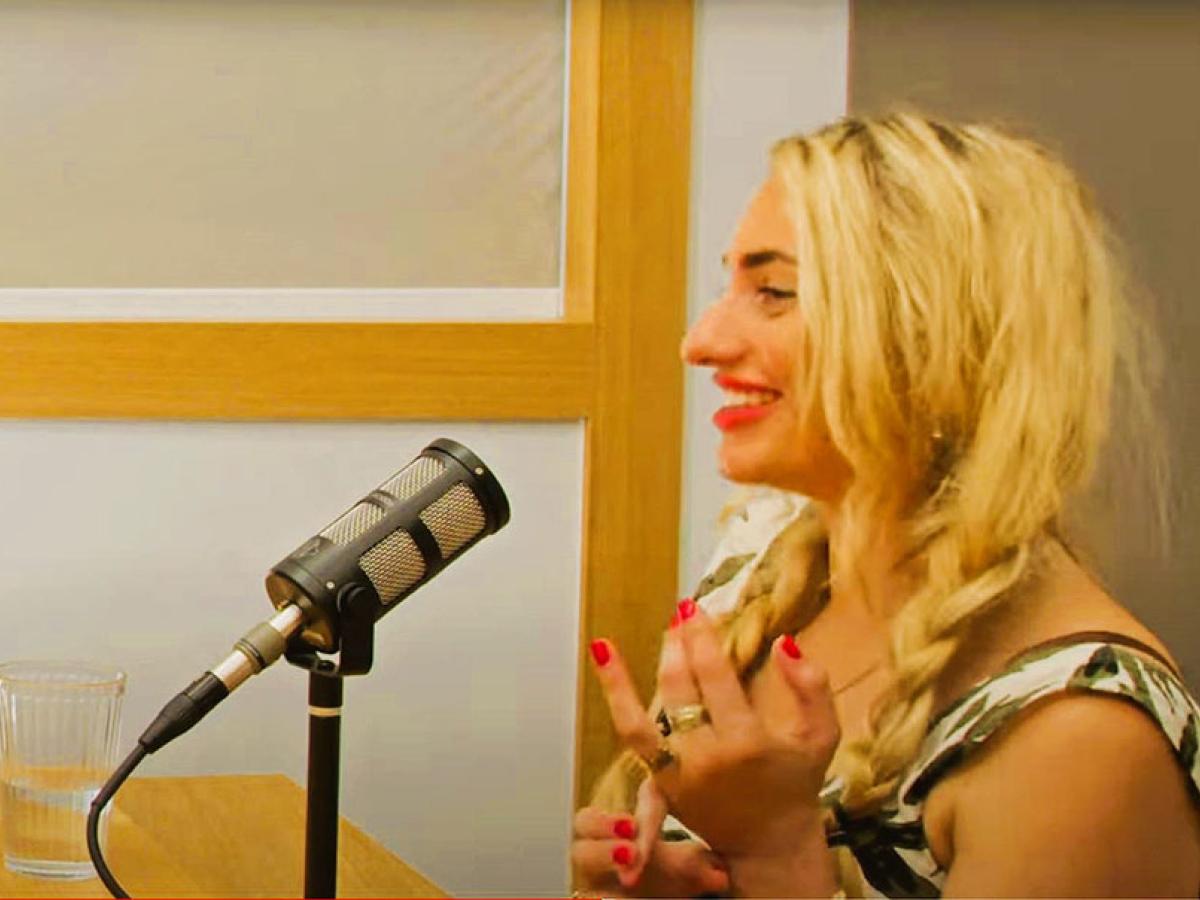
0, 661, 125, 879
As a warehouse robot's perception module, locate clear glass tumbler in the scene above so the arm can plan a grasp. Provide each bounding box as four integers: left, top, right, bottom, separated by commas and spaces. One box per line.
0, 661, 125, 879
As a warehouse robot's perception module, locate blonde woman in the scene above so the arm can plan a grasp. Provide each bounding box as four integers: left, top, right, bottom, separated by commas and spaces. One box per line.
571, 114, 1200, 897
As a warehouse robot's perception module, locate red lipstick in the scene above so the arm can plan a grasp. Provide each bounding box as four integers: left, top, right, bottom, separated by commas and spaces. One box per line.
713, 405, 774, 430
713, 374, 775, 393
711, 373, 781, 431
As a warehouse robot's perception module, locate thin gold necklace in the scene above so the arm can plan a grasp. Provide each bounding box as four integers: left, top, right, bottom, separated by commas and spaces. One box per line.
832, 659, 884, 696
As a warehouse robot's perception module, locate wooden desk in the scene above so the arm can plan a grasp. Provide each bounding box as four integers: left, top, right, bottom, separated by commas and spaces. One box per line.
0, 774, 445, 898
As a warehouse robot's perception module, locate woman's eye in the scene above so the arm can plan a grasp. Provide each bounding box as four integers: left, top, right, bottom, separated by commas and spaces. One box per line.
755, 286, 797, 312
757, 286, 796, 299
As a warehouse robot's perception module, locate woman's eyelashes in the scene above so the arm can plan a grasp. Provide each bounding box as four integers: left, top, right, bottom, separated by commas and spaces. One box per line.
756, 284, 797, 314
757, 285, 796, 299
711, 282, 797, 313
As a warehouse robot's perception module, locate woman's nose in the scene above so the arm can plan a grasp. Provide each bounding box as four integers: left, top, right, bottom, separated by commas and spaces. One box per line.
681, 298, 741, 367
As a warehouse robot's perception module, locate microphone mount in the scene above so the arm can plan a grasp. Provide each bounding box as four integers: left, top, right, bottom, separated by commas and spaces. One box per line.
285, 584, 381, 679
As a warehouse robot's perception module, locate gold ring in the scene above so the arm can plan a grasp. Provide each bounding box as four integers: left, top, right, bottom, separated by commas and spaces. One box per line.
641, 740, 677, 773
655, 703, 711, 737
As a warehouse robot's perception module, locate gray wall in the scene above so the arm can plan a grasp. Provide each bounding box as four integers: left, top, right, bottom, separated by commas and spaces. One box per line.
850, 0, 1200, 686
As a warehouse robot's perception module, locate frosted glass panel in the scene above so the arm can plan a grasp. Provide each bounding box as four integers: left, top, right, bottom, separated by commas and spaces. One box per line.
0, 1, 565, 289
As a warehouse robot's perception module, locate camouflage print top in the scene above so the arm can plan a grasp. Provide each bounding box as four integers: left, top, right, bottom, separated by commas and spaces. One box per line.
824, 635, 1200, 898
686, 492, 1200, 898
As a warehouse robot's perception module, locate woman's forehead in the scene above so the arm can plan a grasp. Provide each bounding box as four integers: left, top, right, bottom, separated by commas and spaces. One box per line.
724, 175, 795, 267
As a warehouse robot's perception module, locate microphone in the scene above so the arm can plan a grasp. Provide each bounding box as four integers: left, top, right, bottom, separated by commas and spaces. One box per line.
137, 438, 510, 753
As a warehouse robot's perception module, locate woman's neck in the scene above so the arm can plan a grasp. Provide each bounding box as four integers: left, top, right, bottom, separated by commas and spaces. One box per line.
814, 496, 917, 623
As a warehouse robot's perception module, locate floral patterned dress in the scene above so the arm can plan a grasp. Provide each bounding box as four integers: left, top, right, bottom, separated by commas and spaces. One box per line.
687, 490, 1200, 898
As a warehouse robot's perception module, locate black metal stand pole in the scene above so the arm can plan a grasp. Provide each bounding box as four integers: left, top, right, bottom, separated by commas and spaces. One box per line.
304, 669, 343, 899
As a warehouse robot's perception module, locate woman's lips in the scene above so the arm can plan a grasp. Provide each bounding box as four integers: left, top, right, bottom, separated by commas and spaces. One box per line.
711, 375, 781, 431
713, 401, 777, 431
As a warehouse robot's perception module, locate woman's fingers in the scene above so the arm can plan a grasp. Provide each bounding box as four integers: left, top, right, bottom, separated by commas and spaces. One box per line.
772, 635, 841, 751
675, 604, 757, 737
572, 805, 642, 893
588, 639, 663, 765
570, 836, 639, 887
613, 778, 667, 887
634, 777, 668, 845
656, 618, 706, 716
573, 805, 639, 841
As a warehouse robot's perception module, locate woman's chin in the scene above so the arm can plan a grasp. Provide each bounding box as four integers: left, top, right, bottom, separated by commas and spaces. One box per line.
717, 450, 771, 486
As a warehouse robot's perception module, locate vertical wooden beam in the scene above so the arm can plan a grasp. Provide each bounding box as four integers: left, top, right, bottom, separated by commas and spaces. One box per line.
573, 0, 693, 808
563, 0, 601, 323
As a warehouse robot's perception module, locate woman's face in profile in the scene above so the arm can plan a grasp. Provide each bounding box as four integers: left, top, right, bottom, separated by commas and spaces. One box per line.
682, 176, 851, 500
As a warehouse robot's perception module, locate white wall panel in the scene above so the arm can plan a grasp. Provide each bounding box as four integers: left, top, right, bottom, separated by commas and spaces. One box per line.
681, 0, 850, 589
0, 420, 582, 896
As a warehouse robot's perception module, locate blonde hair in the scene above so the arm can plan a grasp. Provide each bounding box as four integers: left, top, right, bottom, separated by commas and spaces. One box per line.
591, 112, 1163, 816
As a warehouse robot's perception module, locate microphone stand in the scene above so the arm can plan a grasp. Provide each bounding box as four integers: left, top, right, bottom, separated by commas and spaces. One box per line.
304, 666, 343, 899
286, 587, 379, 899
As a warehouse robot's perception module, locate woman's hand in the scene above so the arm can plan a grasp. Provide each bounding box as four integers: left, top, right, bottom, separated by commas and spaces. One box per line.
571, 777, 731, 897
589, 600, 842, 894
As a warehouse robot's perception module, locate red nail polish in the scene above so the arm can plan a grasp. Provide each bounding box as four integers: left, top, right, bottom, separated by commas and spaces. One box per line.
612, 844, 634, 867
668, 611, 680, 629
590, 639, 611, 667
613, 818, 636, 840
781, 634, 802, 660
678, 598, 697, 621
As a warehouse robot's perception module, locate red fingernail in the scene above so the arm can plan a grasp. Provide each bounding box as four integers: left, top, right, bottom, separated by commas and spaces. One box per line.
781, 634, 802, 659
669, 611, 680, 629
613, 818, 636, 840
612, 844, 635, 867
590, 639, 611, 667
677, 598, 697, 621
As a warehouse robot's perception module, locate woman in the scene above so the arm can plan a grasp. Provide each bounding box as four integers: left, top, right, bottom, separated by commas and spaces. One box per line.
571, 113, 1200, 897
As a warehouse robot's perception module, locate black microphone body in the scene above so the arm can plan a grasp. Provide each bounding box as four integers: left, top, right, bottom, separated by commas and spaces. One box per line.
266, 437, 509, 656
137, 438, 510, 754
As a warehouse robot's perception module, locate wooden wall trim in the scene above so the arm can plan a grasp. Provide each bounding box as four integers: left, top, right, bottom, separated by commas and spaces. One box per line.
573, 0, 693, 811
0, 322, 594, 419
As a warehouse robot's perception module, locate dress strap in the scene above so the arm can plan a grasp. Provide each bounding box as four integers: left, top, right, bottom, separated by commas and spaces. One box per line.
898, 640, 1200, 807
1003, 629, 1180, 676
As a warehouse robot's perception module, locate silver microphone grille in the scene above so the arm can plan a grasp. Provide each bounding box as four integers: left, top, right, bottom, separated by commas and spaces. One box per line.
379, 456, 446, 502
419, 483, 487, 559
359, 530, 426, 605
319, 455, 447, 546
321, 502, 385, 546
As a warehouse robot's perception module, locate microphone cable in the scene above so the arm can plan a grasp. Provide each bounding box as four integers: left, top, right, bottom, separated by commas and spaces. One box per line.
87, 743, 148, 899
84, 634, 289, 898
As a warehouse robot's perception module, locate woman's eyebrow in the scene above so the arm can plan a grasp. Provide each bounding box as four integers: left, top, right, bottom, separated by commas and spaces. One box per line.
720, 249, 798, 269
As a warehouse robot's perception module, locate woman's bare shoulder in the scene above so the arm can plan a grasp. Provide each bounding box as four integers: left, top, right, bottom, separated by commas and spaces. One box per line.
934, 689, 1200, 894
938, 542, 1177, 704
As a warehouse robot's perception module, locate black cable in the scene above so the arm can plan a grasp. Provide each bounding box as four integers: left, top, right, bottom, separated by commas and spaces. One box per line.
87, 743, 148, 899
86, 672, 231, 899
